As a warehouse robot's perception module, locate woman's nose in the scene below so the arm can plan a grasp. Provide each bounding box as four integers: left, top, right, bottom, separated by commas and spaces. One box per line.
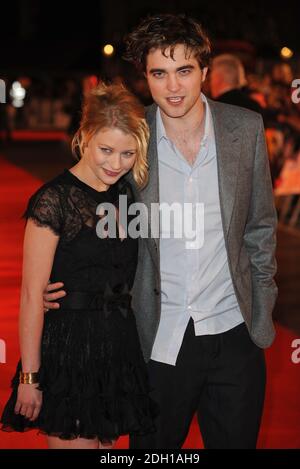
109, 154, 122, 170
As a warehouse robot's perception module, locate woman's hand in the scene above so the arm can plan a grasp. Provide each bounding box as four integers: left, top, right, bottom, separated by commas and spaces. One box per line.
15, 383, 43, 421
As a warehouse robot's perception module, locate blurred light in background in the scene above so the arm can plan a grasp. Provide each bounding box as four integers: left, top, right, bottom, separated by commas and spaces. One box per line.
280, 47, 294, 59
82, 75, 99, 94
89, 75, 98, 88
10, 81, 26, 107
103, 44, 114, 56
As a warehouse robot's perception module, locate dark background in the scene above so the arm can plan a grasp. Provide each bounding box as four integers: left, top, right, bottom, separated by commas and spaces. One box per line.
1, 0, 299, 74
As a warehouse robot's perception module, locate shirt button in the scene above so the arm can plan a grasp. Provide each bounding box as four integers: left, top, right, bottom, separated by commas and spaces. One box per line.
188, 306, 192, 310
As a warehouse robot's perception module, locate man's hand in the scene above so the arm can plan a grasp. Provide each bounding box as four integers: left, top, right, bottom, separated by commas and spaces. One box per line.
43, 282, 66, 311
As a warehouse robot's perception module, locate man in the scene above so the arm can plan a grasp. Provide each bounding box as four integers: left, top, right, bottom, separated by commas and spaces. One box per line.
44, 14, 278, 448
210, 53, 264, 114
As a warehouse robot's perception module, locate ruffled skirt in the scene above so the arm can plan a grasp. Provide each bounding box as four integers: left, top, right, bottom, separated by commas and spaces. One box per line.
1, 306, 157, 443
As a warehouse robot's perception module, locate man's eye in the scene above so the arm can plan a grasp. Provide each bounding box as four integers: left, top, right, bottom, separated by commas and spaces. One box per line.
179, 69, 190, 75
153, 72, 164, 78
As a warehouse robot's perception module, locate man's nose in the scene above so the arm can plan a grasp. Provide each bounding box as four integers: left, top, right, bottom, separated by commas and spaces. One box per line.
166, 74, 180, 93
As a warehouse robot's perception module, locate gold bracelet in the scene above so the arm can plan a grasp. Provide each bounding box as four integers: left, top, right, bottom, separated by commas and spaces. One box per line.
19, 371, 39, 384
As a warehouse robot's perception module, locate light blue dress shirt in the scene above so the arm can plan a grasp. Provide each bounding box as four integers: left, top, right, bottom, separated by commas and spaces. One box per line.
151, 94, 244, 366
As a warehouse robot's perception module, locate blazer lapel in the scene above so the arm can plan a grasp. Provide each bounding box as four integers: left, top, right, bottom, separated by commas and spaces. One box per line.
208, 99, 241, 237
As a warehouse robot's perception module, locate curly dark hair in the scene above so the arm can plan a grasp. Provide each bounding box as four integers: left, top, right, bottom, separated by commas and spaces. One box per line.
124, 13, 211, 72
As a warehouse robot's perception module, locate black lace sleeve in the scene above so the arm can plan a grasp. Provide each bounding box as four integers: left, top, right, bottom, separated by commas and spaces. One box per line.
23, 184, 63, 236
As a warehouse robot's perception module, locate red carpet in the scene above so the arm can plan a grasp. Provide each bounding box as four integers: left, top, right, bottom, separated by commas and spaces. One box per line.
0, 156, 299, 449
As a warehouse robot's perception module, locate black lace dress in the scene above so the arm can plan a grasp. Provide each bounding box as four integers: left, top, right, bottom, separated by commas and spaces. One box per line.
1, 169, 156, 443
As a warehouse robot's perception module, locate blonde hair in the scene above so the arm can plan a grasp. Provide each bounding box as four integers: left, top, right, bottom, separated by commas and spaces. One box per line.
72, 82, 149, 188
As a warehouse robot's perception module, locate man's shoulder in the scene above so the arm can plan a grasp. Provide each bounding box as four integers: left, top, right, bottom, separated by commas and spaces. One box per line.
207, 97, 262, 127
145, 103, 157, 125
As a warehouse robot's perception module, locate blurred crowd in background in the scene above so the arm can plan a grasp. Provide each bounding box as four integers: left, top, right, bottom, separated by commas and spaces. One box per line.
1, 54, 300, 227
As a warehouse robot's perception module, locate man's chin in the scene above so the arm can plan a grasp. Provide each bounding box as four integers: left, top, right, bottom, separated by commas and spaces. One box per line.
160, 106, 187, 119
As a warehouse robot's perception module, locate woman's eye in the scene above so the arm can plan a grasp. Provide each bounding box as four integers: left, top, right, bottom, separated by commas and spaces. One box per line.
100, 147, 111, 153
122, 152, 135, 158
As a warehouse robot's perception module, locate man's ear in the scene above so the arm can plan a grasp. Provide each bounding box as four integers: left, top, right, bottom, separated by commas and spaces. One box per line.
201, 67, 208, 82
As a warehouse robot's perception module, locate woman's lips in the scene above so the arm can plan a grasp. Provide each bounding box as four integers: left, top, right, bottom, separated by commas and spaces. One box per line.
103, 168, 121, 177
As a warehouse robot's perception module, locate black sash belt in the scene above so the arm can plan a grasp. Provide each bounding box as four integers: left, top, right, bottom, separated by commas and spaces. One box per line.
57, 289, 132, 318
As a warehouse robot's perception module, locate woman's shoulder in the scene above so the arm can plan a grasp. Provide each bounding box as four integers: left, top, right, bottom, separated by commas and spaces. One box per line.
28, 170, 71, 201
23, 171, 71, 227
23, 173, 69, 235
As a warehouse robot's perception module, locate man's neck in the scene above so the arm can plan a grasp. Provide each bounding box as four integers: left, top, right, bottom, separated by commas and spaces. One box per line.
160, 97, 205, 143
159, 98, 207, 166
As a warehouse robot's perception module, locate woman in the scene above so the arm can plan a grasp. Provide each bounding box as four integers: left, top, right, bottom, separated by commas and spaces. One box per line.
1, 83, 156, 449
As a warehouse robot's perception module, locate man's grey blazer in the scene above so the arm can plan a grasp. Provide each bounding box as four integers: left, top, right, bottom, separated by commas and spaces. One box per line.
127, 98, 278, 363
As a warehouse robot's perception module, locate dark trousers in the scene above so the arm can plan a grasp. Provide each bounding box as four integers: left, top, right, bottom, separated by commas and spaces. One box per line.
130, 320, 266, 449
